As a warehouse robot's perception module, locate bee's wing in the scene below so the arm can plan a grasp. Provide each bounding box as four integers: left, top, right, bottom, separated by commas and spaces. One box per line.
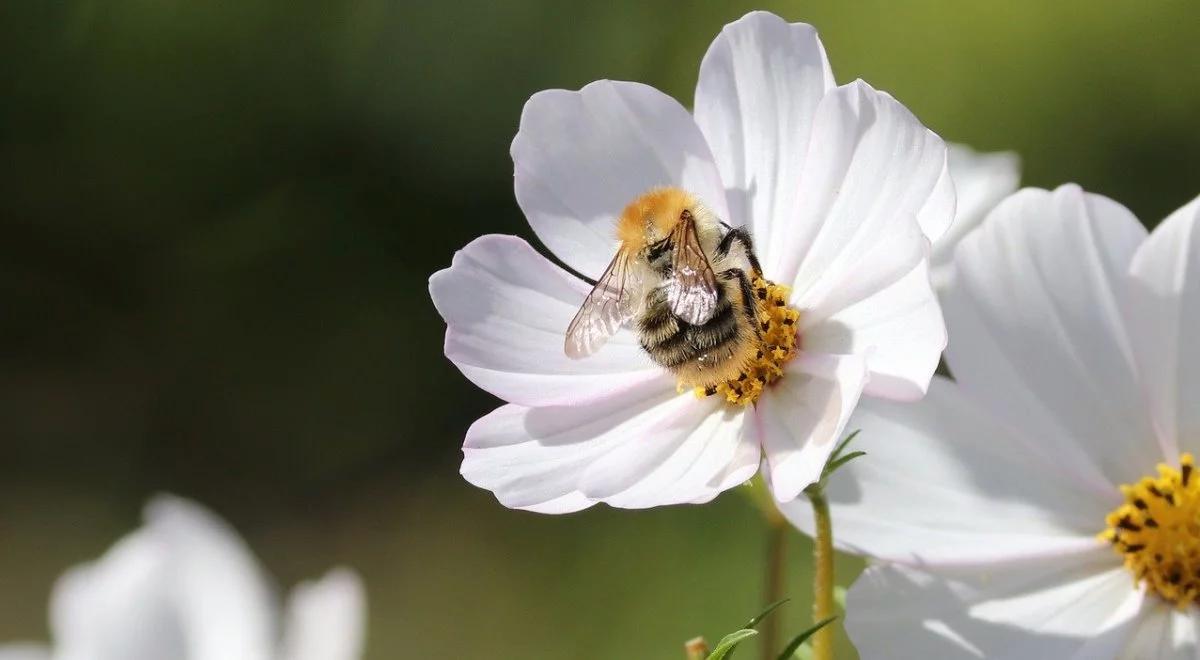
665, 211, 719, 325
564, 250, 637, 359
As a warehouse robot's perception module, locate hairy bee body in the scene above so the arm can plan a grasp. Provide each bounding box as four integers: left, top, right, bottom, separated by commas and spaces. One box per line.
565, 187, 765, 390
637, 270, 759, 387
619, 189, 762, 388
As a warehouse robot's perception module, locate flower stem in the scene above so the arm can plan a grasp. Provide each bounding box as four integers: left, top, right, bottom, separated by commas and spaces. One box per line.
743, 477, 789, 660
808, 485, 835, 660
761, 513, 787, 660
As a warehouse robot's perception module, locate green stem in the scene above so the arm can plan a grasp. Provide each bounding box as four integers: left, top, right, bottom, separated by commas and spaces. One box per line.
761, 514, 787, 660
742, 478, 789, 660
741, 478, 790, 660
809, 485, 835, 660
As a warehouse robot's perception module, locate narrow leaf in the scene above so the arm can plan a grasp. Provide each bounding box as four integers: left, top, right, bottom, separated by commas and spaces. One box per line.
745, 598, 789, 629
706, 629, 758, 660
823, 451, 866, 480
828, 429, 861, 463
775, 617, 838, 660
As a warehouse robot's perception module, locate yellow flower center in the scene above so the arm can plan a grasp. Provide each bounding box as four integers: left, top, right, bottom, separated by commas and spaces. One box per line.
690, 277, 800, 406
1101, 453, 1200, 607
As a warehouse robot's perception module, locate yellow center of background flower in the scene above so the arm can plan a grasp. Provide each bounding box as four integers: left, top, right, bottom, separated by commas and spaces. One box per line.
691, 277, 800, 406
1101, 453, 1200, 607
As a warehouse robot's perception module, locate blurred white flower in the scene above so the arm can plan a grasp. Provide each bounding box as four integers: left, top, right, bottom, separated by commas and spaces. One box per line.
430, 10, 955, 510
933, 144, 1020, 289
783, 184, 1200, 658
0, 495, 366, 660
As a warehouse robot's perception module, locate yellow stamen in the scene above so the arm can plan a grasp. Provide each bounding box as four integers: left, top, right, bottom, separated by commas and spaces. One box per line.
1101, 453, 1200, 607
690, 276, 800, 407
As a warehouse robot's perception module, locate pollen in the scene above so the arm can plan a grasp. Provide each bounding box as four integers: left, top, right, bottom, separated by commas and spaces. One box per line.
692, 277, 800, 407
1101, 453, 1200, 607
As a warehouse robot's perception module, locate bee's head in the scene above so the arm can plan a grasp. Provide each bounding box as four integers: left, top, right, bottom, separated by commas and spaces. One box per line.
615, 186, 697, 250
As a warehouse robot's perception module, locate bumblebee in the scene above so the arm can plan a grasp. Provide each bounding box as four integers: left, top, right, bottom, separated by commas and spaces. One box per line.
564, 187, 764, 388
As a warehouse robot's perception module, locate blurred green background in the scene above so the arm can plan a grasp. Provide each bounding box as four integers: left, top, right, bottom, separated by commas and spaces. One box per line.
1, 0, 1198, 657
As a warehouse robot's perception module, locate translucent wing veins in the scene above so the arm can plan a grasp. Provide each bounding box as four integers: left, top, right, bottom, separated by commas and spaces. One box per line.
665, 210, 719, 325
564, 250, 636, 358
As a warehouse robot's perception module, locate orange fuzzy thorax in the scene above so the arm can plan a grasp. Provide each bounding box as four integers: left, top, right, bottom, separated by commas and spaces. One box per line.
615, 187, 697, 250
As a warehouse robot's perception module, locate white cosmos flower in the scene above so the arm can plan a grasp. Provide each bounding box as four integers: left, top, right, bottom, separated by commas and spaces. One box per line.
430, 10, 955, 510
0, 495, 366, 660
783, 184, 1200, 658
933, 144, 1020, 289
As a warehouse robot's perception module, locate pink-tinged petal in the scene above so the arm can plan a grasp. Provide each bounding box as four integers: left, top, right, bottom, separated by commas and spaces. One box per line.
1119, 600, 1199, 660
781, 378, 1113, 565
513, 80, 728, 280
281, 568, 366, 660
1125, 195, 1200, 459
462, 379, 754, 512
931, 145, 1021, 288
847, 555, 1140, 660
803, 259, 945, 401
754, 352, 867, 502
784, 80, 953, 322
706, 418, 764, 497
580, 399, 752, 508
693, 11, 835, 238
944, 185, 1157, 494
430, 235, 664, 407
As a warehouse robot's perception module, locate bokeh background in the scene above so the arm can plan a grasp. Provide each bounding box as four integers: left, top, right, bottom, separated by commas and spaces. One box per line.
2, 0, 1198, 657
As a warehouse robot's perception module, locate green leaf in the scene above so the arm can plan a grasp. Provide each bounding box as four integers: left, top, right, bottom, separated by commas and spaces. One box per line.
705, 629, 758, 660
822, 450, 866, 480
744, 598, 789, 630
828, 429, 861, 463
775, 617, 837, 660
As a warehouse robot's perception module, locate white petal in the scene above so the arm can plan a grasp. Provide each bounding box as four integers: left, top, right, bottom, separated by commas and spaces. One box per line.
803, 259, 945, 401
512, 80, 728, 279
785, 80, 954, 323
281, 568, 366, 660
461, 379, 755, 512
707, 418, 765, 496
754, 352, 867, 502
931, 144, 1021, 288
430, 235, 664, 407
847, 555, 1140, 660
781, 378, 1113, 565
693, 11, 835, 240
0, 646, 50, 660
944, 184, 1157, 493
144, 495, 276, 660
49, 530, 184, 660
1119, 600, 1199, 660
1125, 195, 1200, 459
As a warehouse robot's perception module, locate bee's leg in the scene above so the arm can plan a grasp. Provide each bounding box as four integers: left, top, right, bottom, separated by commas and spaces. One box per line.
720, 268, 760, 337
716, 227, 762, 276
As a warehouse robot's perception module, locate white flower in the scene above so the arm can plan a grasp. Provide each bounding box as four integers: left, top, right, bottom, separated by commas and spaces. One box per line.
430, 10, 955, 510
0, 495, 366, 660
783, 184, 1200, 658
933, 144, 1020, 289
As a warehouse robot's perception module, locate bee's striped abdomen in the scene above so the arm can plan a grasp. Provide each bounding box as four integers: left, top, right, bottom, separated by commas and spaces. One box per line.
637, 275, 757, 385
